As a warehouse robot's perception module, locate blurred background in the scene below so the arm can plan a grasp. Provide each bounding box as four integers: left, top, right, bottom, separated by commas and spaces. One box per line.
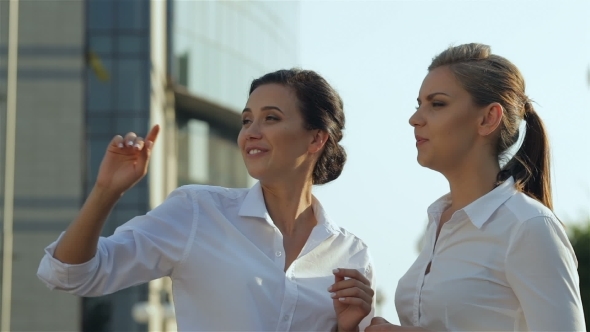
0, 0, 587, 331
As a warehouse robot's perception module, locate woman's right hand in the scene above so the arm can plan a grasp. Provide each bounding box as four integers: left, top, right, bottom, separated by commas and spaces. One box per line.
95, 125, 160, 196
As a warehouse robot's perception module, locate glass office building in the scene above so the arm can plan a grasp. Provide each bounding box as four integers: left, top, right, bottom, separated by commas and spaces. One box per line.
0, 0, 299, 331
173, 1, 299, 188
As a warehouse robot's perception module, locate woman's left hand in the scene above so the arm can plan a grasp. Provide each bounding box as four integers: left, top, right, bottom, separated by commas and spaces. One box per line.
329, 268, 374, 332
366, 317, 429, 331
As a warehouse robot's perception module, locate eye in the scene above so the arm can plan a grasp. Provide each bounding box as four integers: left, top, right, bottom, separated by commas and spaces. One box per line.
241, 118, 251, 125
432, 101, 445, 108
265, 115, 279, 121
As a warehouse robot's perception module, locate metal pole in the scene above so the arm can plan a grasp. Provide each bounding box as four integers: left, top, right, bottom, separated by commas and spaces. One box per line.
2, 0, 19, 330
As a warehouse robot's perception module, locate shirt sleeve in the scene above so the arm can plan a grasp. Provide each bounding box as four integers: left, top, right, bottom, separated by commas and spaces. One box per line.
505, 215, 586, 332
36, 187, 198, 297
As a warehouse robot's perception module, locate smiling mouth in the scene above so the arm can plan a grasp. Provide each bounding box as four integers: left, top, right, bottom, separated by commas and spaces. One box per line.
247, 149, 269, 155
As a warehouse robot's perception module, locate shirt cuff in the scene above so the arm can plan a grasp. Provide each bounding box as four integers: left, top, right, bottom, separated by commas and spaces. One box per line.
37, 232, 100, 290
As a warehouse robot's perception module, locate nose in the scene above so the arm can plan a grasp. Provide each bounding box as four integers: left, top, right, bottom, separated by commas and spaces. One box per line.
243, 120, 262, 140
409, 107, 424, 127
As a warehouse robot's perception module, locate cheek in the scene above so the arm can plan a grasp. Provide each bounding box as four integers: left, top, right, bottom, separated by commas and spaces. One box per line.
237, 131, 246, 148
274, 124, 305, 142
439, 125, 477, 156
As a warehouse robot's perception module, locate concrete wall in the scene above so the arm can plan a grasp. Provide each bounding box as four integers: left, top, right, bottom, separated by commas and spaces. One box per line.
0, 0, 85, 330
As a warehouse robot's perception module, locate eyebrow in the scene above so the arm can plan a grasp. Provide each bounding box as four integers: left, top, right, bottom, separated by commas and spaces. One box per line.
416, 92, 451, 103
242, 106, 284, 114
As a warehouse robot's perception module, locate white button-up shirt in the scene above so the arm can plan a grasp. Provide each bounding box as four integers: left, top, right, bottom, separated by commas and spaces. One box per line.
37, 183, 375, 331
395, 178, 585, 331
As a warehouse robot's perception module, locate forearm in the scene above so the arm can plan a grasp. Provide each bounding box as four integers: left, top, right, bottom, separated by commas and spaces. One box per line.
53, 186, 121, 264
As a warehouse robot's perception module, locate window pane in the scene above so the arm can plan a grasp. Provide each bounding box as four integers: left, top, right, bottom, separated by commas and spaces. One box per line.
87, 0, 114, 31
86, 138, 111, 186
87, 116, 113, 136
177, 119, 189, 183
116, 35, 147, 55
175, 52, 189, 87
209, 130, 236, 187
87, 59, 113, 113
117, 183, 143, 207
114, 59, 147, 113
232, 146, 248, 188
115, 116, 148, 135
114, 207, 145, 228
188, 119, 209, 183
88, 35, 113, 56
117, 0, 146, 30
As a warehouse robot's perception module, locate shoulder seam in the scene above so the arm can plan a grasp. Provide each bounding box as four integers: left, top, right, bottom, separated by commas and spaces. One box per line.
178, 189, 202, 266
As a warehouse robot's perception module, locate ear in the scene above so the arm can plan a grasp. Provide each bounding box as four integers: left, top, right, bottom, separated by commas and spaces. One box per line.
308, 130, 329, 154
478, 102, 503, 136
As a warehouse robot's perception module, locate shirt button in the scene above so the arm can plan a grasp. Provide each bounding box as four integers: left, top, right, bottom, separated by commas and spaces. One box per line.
283, 315, 289, 321
275, 251, 282, 257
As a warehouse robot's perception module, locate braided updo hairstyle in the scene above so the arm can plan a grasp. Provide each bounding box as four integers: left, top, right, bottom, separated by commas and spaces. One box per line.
249, 69, 347, 185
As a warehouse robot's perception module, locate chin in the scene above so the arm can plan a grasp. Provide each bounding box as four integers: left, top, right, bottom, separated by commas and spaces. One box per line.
416, 154, 427, 167
245, 168, 262, 180
416, 155, 436, 170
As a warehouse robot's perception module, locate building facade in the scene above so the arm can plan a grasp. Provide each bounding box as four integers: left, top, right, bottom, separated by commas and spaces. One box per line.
0, 0, 299, 331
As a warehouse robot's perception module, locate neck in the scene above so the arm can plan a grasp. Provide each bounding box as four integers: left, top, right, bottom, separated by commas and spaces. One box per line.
442, 153, 500, 212
260, 177, 316, 236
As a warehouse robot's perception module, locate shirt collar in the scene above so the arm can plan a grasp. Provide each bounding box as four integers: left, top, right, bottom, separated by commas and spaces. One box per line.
238, 181, 341, 235
427, 177, 518, 229
238, 182, 270, 221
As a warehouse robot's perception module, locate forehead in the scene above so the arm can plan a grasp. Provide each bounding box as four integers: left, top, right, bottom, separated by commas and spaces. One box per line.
246, 84, 298, 108
419, 66, 464, 97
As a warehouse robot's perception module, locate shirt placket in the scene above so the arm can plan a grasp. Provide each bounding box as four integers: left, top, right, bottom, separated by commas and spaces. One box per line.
274, 224, 331, 331
273, 227, 285, 269
271, 227, 297, 331
413, 225, 436, 325
414, 219, 450, 326
275, 265, 298, 331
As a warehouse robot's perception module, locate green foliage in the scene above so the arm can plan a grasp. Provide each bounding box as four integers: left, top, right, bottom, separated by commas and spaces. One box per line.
569, 220, 590, 327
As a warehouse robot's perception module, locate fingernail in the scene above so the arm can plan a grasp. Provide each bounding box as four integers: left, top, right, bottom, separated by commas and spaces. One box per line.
330, 292, 336, 298
127, 141, 134, 146
338, 298, 346, 302
327, 286, 333, 291
117, 143, 124, 148
134, 143, 141, 149
332, 268, 339, 274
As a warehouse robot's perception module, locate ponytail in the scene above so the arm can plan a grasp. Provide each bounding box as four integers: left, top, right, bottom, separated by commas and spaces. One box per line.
427, 43, 553, 210
497, 102, 553, 210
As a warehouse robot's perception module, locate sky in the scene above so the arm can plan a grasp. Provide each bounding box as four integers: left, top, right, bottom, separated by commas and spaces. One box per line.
298, 0, 590, 321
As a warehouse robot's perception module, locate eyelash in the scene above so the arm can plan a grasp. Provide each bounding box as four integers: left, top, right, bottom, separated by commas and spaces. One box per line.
241, 115, 279, 125
415, 101, 445, 109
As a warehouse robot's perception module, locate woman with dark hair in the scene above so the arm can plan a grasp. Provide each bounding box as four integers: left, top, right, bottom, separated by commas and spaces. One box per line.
37, 69, 375, 332
368, 43, 585, 331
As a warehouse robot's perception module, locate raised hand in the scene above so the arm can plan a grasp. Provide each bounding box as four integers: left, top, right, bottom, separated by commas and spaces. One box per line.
95, 125, 160, 196
329, 268, 374, 332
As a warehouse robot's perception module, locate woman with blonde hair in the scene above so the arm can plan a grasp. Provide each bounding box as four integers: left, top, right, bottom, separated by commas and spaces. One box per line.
369, 43, 585, 331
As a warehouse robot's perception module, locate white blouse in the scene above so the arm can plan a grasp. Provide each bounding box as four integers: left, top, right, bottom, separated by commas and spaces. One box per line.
395, 178, 585, 331
37, 183, 376, 331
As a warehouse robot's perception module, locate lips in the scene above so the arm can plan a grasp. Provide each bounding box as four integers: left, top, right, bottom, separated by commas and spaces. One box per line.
415, 135, 428, 146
